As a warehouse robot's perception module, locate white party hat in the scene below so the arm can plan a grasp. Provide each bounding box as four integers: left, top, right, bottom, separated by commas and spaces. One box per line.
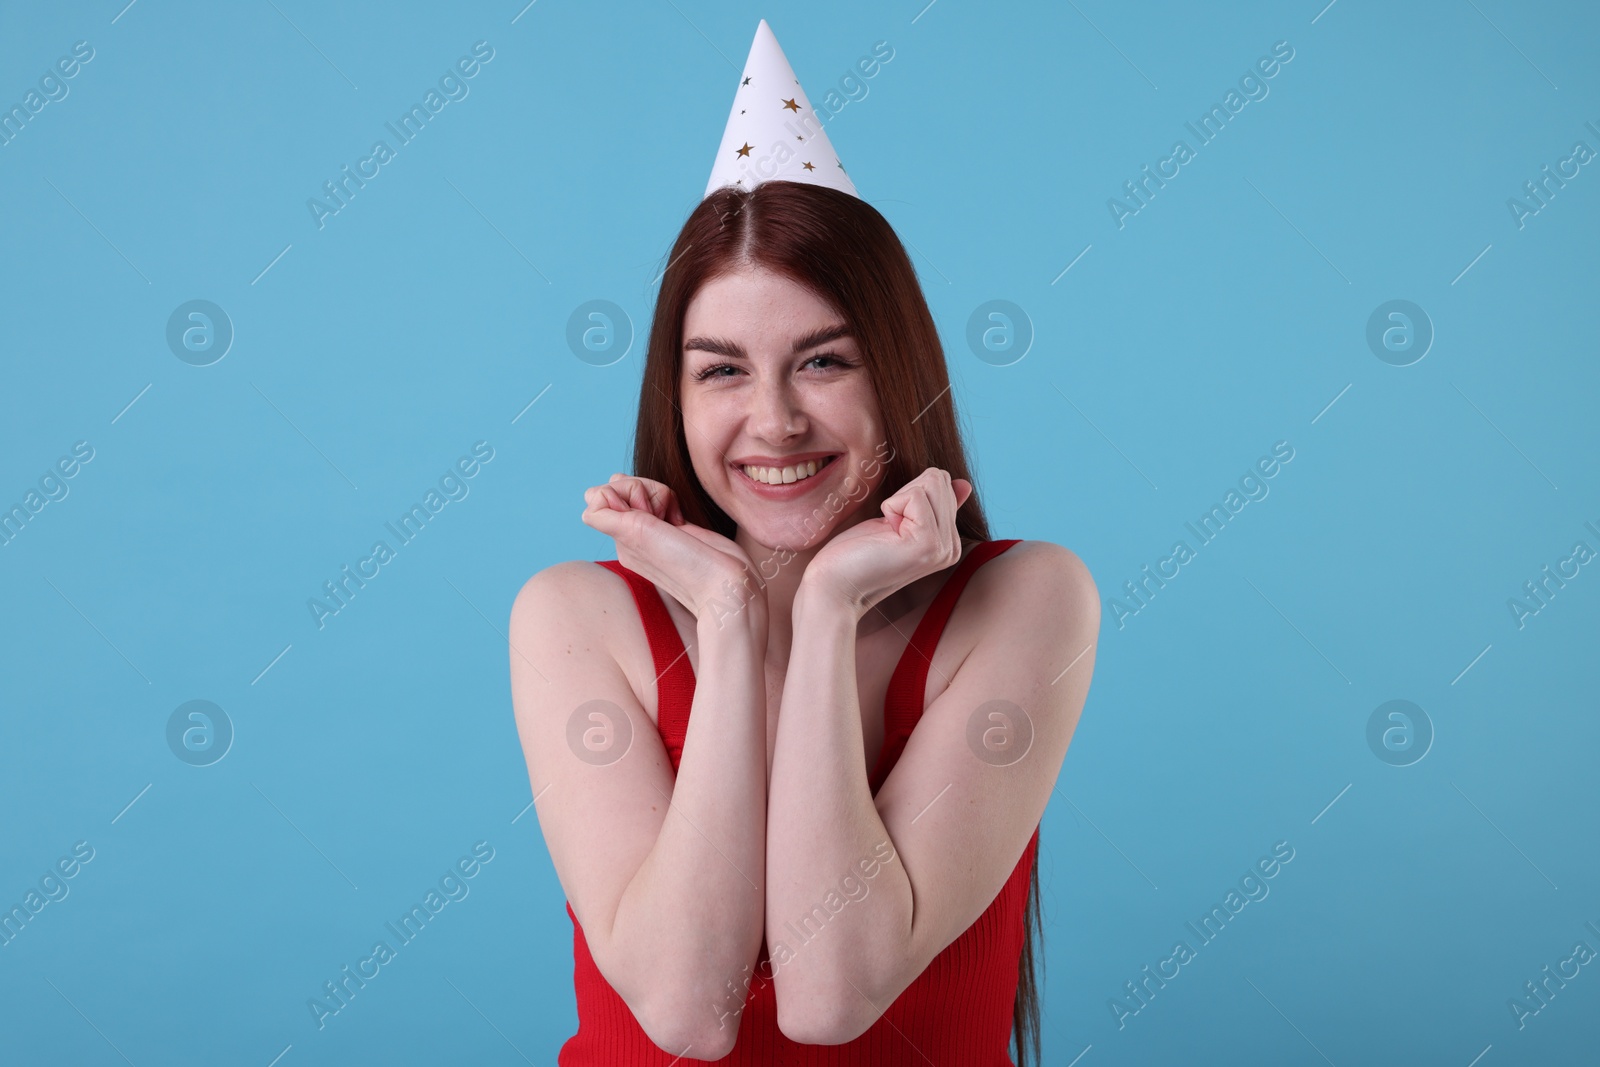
703, 19, 859, 200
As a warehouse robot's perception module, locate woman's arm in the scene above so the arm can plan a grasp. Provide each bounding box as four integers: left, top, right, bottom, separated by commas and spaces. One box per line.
510, 560, 769, 1059
765, 541, 1097, 1044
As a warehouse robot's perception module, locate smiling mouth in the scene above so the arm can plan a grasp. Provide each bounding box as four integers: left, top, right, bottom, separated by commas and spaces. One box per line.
737, 454, 838, 487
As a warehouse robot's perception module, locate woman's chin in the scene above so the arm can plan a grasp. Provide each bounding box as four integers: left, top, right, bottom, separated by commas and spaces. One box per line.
730, 502, 855, 553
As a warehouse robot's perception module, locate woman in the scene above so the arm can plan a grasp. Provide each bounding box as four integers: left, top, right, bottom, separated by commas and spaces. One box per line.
510, 178, 1099, 1064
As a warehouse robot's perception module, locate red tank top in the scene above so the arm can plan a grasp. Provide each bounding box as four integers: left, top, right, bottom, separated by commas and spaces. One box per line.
562, 539, 1037, 1065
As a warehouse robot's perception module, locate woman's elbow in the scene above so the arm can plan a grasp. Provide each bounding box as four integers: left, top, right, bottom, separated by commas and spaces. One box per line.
633, 987, 743, 1060
776, 993, 875, 1047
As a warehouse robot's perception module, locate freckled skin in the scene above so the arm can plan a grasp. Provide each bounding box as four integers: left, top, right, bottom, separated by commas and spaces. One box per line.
678, 266, 892, 579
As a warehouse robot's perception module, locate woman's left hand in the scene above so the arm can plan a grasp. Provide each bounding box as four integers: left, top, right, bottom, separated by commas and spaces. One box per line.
800, 466, 973, 617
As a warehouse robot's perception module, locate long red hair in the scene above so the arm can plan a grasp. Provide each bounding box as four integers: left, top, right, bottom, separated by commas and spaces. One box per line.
630, 178, 1043, 1066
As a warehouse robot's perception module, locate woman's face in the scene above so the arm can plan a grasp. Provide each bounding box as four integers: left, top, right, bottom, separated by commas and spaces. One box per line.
679, 265, 888, 552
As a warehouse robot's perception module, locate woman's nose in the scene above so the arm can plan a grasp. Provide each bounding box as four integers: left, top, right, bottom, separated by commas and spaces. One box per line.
750, 380, 805, 441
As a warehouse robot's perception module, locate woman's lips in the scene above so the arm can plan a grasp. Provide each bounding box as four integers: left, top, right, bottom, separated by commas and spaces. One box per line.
732, 454, 840, 500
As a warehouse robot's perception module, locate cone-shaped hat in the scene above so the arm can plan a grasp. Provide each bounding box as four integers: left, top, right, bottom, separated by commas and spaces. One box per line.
704, 19, 858, 200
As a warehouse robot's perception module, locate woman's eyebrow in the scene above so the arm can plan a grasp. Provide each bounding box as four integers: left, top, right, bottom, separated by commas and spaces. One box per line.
683, 323, 853, 358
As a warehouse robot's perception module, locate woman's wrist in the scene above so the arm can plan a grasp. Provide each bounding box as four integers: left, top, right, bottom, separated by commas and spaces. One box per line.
794, 574, 865, 626
695, 587, 769, 642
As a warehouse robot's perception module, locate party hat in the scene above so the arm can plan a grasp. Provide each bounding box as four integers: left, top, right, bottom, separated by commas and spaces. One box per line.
703, 19, 858, 200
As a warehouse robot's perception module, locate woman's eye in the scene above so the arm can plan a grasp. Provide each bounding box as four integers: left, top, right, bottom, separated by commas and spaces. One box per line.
690, 355, 851, 381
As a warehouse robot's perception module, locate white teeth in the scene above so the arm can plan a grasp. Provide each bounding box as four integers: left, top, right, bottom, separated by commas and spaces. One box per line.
742, 457, 828, 485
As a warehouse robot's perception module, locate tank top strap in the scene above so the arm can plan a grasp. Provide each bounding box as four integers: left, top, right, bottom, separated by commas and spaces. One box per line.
871, 539, 1022, 793
593, 560, 695, 772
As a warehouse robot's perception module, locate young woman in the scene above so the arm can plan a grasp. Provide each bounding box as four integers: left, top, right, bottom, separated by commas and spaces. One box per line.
510, 179, 1099, 1065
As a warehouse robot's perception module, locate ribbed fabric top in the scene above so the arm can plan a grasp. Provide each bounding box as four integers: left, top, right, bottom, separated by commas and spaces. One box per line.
561, 539, 1037, 1065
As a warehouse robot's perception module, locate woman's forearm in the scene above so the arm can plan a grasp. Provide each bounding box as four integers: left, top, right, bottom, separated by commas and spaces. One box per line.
765, 586, 914, 1043
607, 611, 770, 1052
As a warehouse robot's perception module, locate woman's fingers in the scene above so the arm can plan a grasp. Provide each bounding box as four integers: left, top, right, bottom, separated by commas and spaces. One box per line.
626, 480, 655, 514
583, 473, 753, 618
606, 472, 680, 521
647, 481, 678, 520
928, 469, 956, 547
931, 470, 966, 561
896, 471, 936, 524
607, 473, 643, 512
885, 468, 964, 562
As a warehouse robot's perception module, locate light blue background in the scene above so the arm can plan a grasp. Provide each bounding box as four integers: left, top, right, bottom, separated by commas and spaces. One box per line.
2, 1, 1597, 1063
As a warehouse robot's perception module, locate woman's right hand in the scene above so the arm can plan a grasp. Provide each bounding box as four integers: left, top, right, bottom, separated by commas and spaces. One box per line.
581, 472, 764, 623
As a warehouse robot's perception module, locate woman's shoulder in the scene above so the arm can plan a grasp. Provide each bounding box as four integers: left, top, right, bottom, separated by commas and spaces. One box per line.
508, 559, 665, 725
966, 538, 1098, 616
508, 558, 636, 636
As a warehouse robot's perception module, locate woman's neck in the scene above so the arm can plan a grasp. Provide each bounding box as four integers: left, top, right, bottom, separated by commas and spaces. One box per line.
732, 529, 830, 638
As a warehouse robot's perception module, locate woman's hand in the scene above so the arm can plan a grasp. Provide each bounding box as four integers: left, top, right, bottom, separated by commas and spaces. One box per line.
799, 467, 974, 618
582, 473, 765, 624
